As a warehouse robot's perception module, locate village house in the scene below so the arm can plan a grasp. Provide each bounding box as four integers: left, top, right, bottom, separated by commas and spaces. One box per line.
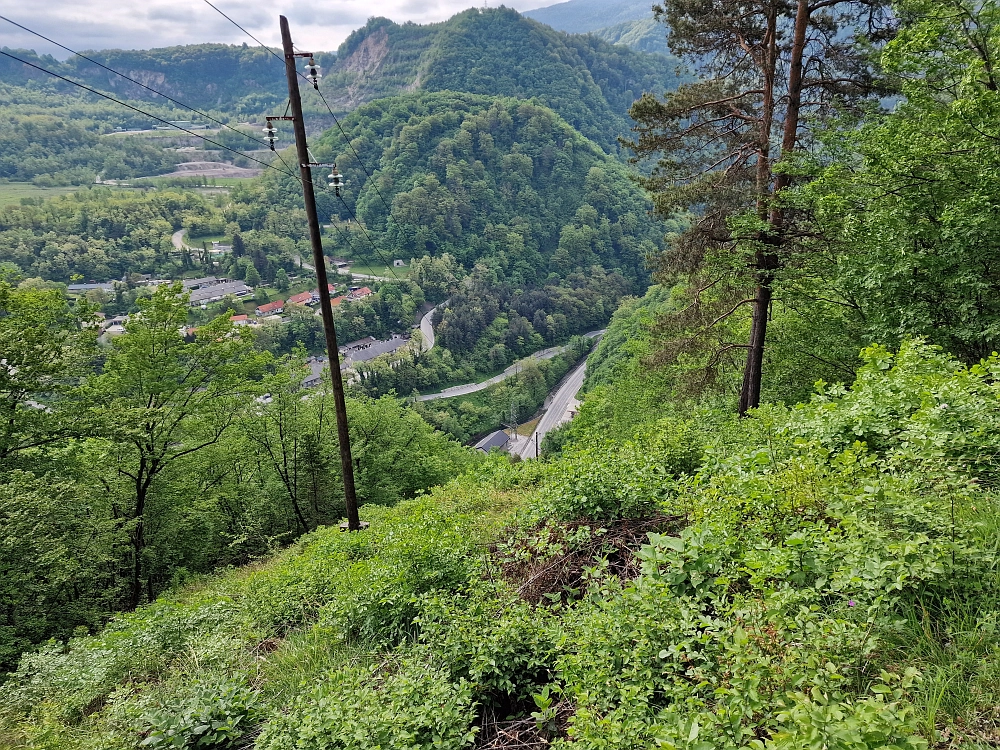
346, 286, 373, 302
255, 300, 285, 317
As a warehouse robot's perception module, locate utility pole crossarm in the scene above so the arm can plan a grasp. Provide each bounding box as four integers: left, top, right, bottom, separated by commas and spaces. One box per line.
279, 14, 362, 531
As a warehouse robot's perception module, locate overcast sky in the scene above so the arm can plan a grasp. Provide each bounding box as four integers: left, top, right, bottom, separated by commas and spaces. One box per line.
0, 0, 557, 59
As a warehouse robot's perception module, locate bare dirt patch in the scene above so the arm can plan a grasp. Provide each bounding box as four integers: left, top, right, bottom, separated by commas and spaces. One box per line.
160, 161, 262, 179
492, 513, 685, 606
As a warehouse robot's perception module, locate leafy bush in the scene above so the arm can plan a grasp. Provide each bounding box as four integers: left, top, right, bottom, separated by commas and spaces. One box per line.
136, 678, 260, 749
539, 417, 702, 521
256, 661, 477, 750
415, 589, 560, 708
785, 341, 1000, 485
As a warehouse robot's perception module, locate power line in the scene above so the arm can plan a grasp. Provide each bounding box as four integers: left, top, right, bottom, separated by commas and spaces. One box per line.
270, 150, 394, 282
0, 49, 285, 175
0, 37, 389, 285
312, 85, 402, 237
202, 0, 280, 57
198, 2, 402, 281
0, 14, 273, 153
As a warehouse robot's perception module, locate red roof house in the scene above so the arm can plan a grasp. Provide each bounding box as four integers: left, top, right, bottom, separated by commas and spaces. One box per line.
347, 286, 373, 302
255, 300, 285, 316
288, 291, 313, 306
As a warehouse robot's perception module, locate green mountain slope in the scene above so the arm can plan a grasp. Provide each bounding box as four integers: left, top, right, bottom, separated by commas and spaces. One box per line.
592, 18, 673, 57
324, 8, 682, 152
0, 44, 330, 114
523, 0, 654, 34
305, 91, 663, 278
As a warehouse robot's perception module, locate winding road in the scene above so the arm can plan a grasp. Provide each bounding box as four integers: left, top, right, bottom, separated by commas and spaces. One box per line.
171, 229, 188, 251
415, 330, 605, 403
418, 300, 450, 353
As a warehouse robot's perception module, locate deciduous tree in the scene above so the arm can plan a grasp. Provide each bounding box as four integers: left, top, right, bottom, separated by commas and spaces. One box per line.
85, 284, 269, 608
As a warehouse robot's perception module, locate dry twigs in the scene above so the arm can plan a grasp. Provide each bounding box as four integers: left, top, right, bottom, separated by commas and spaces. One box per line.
493, 513, 685, 605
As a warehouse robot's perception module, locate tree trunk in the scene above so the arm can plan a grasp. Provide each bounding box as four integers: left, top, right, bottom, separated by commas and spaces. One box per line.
739, 283, 773, 415
129, 498, 145, 610
739, 0, 810, 416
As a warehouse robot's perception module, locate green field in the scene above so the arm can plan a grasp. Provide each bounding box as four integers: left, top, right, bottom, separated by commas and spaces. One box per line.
349, 262, 401, 279
0, 183, 87, 205
188, 233, 229, 246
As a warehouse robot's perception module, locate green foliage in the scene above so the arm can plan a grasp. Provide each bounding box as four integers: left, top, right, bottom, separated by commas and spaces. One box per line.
412, 337, 593, 442
0, 188, 212, 281
6, 342, 1000, 749
136, 678, 260, 749
591, 18, 675, 57
1, 115, 177, 184
257, 662, 477, 750
328, 8, 682, 152
308, 92, 665, 279
1, 44, 300, 116
802, 0, 1000, 363
523, 0, 656, 35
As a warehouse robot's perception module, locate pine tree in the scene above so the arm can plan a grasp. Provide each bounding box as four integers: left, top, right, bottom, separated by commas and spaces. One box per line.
628, 0, 893, 414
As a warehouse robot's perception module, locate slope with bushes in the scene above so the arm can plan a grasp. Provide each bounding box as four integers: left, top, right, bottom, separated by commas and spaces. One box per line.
5, 339, 1000, 750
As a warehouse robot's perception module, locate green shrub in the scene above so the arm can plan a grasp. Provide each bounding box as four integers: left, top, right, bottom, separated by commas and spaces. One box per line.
135, 678, 260, 749
256, 661, 477, 750
415, 588, 560, 708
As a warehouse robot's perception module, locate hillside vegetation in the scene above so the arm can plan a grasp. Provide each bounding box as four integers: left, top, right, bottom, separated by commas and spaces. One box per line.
0, 45, 328, 114
591, 19, 673, 57
523, 0, 655, 35
324, 8, 682, 152
4, 323, 999, 749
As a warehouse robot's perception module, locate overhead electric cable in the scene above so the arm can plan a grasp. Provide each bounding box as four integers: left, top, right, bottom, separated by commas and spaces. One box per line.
201, 0, 282, 59
312, 85, 402, 233
0, 49, 286, 174
0, 14, 273, 152
269, 149, 392, 280
199, 1, 402, 281
0, 41, 387, 281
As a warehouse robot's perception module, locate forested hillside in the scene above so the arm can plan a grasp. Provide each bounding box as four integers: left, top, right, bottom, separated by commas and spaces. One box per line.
0, 44, 327, 113
523, 0, 654, 34
591, 19, 672, 57
9, 2, 1000, 749
324, 8, 682, 152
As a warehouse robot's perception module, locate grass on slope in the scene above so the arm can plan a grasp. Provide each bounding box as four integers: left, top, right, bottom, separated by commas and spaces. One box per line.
5, 342, 1000, 750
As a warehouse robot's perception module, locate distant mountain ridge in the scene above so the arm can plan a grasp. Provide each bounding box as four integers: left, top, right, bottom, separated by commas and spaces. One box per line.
0, 44, 337, 114
591, 18, 672, 58
324, 7, 681, 152
523, 0, 655, 34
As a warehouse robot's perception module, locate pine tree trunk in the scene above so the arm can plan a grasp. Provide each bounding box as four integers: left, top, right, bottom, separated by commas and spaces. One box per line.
739, 0, 810, 416
739, 283, 772, 415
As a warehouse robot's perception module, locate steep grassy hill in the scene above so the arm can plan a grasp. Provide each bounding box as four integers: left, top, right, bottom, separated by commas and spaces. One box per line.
323, 8, 682, 152
523, 0, 654, 34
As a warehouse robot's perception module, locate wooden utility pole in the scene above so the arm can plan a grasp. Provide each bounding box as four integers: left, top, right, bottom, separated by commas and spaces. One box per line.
280, 15, 361, 531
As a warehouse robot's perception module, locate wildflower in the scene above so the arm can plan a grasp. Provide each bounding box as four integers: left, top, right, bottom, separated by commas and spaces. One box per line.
848, 600, 856, 607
